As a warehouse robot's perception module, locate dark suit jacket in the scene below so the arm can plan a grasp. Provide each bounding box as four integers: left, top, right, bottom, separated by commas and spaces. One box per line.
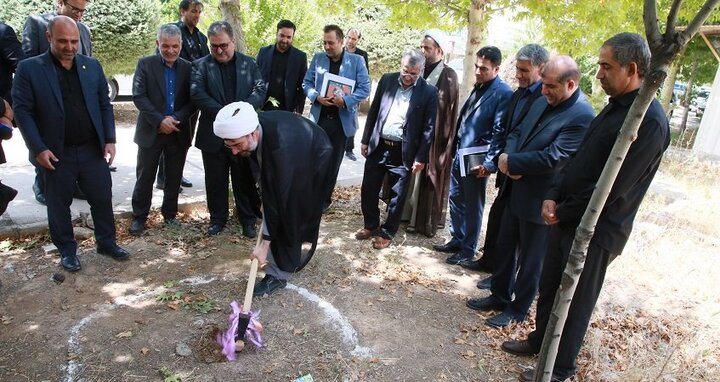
22, 13, 92, 57
361, 73, 437, 168
190, 52, 266, 153
132, 55, 195, 148
0, 22, 24, 102
176, 21, 209, 62
12, 52, 115, 157
256, 45, 307, 114
494, 82, 544, 188
454, 77, 513, 172
504, 90, 595, 224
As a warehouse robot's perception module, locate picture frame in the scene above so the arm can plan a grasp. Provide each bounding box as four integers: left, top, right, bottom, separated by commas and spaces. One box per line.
321, 73, 356, 98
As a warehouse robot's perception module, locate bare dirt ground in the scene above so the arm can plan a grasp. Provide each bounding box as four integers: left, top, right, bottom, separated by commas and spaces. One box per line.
0, 148, 718, 382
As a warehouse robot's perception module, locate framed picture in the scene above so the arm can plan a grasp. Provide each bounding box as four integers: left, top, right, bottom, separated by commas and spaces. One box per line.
321, 73, 356, 98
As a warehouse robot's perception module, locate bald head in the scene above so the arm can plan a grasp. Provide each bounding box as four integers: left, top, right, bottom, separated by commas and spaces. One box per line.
47, 15, 80, 68
541, 55, 581, 106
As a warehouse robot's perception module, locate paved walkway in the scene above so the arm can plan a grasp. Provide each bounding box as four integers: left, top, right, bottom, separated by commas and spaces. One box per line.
0, 112, 368, 237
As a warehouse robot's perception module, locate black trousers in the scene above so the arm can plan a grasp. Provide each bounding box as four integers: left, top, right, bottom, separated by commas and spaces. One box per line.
131, 135, 187, 221
44, 142, 115, 257
360, 141, 411, 238
201, 149, 260, 226
317, 114, 346, 207
490, 208, 549, 319
527, 226, 617, 378
478, 189, 509, 269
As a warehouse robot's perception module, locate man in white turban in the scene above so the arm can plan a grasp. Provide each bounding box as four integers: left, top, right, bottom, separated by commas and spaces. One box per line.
214, 102, 334, 296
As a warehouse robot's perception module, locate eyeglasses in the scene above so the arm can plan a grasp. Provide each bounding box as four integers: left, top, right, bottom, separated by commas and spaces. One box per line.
400, 69, 420, 78
224, 140, 242, 150
64, 1, 86, 14
211, 42, 231, 51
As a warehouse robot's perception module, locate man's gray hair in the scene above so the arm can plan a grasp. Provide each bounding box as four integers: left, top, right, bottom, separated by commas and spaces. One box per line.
402, 49, 426, 69
157, 23, 182, 40
516, 44, 549, 67
347, 28, 361, 39
208, 21, 234, 40
602, 32, 651, 78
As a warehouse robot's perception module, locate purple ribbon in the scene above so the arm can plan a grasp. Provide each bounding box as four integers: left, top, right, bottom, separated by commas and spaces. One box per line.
216, 301, 263, 361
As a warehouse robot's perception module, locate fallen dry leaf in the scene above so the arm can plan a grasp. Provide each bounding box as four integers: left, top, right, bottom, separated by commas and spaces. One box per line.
115, 331, 133, 338
461, 350, 476, 359
140, 347, 150, 355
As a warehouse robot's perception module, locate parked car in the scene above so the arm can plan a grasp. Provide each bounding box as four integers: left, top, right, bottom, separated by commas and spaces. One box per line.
108, 74, 133, 101
690, 88, 710, 117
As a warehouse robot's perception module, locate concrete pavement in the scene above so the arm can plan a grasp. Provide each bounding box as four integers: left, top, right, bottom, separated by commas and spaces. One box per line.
0, 106, 368, 238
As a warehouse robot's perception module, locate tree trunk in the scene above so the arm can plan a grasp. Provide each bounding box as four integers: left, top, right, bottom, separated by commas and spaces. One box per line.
460, 0, 489, 102
680, 60, 699, 132
219, 0, 247, 54
660, 62, 678, 114
533, 1, 719, 381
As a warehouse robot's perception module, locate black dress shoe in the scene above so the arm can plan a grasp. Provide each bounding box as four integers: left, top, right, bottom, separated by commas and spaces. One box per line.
129, 219, 145, 236
207, 223, 225, 236
459, 258, 492, 273
181, 177, 192, 188
433, 241, 461, 253
242, 223, 257, 238
97, 245, 130, 260
253, 275, 287, 297
446, 252, 471, 265
476, 275, 492, 290
345, 150, 357, 161
466, 295, 506, 311
501, 339, 539, 356
519, 368, 572, 382
35, 192, 47, 205
485, 311, 524, 328
61, 254, 82, 272
0, 181, 18, 215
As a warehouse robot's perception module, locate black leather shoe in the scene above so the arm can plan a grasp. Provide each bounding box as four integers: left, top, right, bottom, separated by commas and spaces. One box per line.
181, 177, 192, 188
129, 219, 145, 236
61, 254, 82, 272
433, 241, 461, 253
460, 258, 492, 272
97, 245, 130, 260
446, 252, 471, 265
476, 276, 492, 290
519, 368, 572, 382
501, 339, 539, 356
207, 223, 225, 236
485, 311, 524, 328
253, 275, 287, 297
345, 150, 357, 161
0, 181, 18, 215
466, 295, 506, 311
35, 192, 47, 205
242, 223, 257, 238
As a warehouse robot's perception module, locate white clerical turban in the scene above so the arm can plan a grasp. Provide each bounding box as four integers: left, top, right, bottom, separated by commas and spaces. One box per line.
213, 101, 259, 139
424, 29, 451, 56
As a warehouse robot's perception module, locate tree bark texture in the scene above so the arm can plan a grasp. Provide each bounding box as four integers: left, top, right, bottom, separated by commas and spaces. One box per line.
461, 0, 489, 102
534, 1, 720, 381
219, 0, 247, 54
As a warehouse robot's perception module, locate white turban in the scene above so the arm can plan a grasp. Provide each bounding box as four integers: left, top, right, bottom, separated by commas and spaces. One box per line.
213, 101, 259, 139
424, 29, 451, 57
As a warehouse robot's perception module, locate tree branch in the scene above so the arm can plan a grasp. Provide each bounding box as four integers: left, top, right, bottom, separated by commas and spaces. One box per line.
679, 0, 720, 43
644, 0, 663, 49
664, 0, 683, 41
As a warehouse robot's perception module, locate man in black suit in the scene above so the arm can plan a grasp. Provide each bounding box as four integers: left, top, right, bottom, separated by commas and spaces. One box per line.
256, 19, 307, 113
501, 33, 670, 382
191, 21, 266, 237
129, 24, 195, 236
343, 27, 369, 161
466, 56, 595, 328
155, 0, 210, 192
0, 22, 24, 103
461, 44, 548, 279
13, 16, 130, 272
355, 49, 437, 250
22, 0, 93, 206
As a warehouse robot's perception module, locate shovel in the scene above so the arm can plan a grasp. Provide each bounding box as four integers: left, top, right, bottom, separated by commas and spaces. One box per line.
235, 226, 264, 346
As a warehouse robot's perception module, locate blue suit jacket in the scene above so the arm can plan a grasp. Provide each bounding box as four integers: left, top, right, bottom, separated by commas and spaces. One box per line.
504, 91, 595, 224
302, 52, 370, 137
361, 73, 437, 168
454, 77, 513, 172
190, 52, 266, 153
12, 52, 115, 157
257, 44, 308, 114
